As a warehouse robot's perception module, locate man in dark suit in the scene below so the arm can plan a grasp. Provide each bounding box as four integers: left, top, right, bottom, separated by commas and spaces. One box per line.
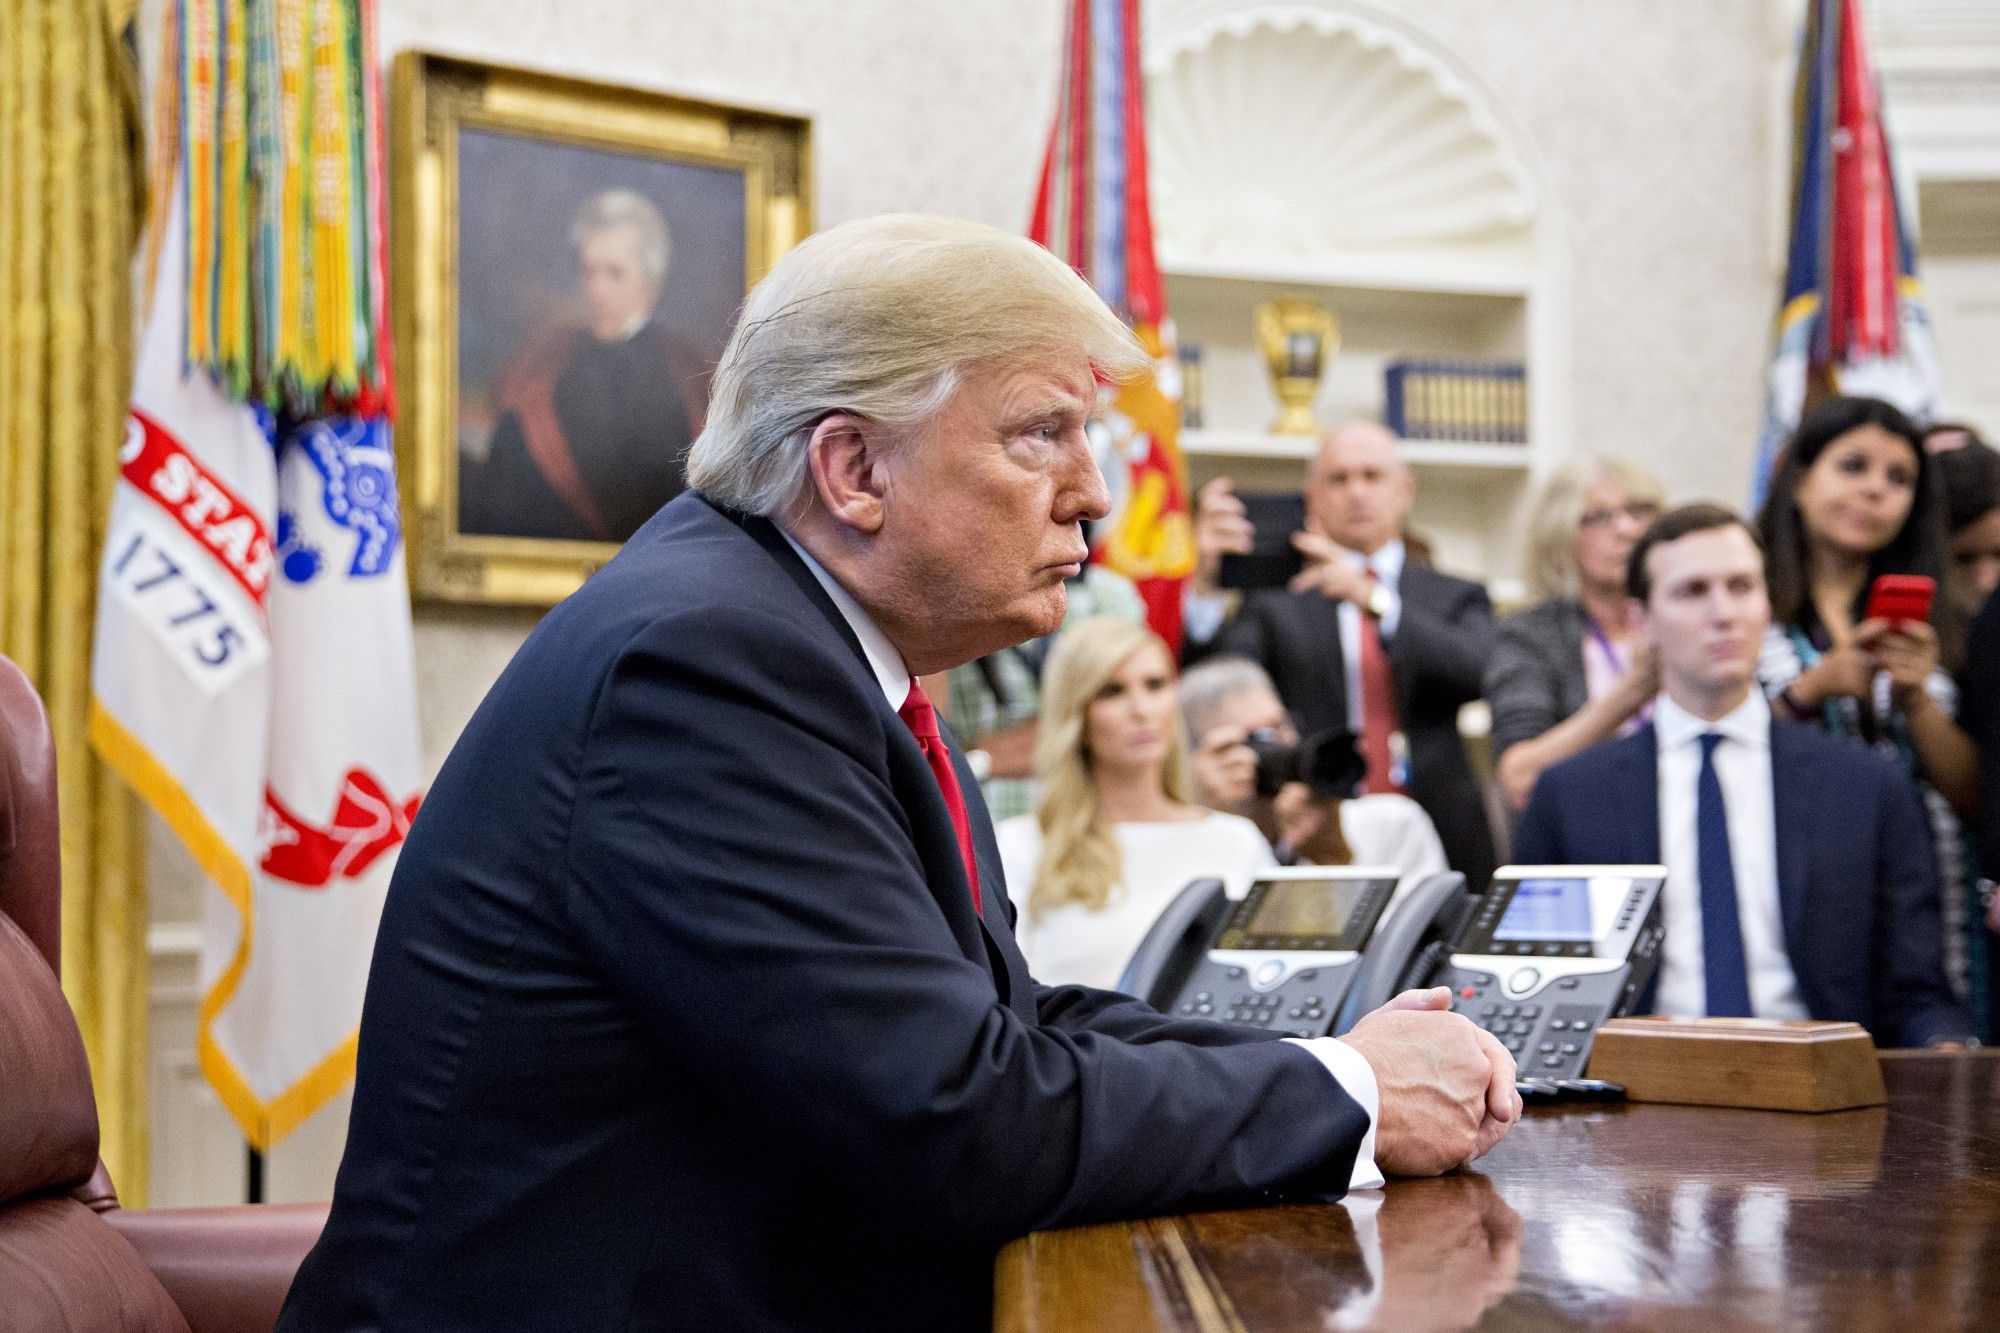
277, 216, 1519, 1333
1513, 504, 1971, 1047
1186, 423, 1496, 886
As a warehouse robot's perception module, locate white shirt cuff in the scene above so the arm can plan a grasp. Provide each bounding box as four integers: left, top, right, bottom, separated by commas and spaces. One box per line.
1283, 1036, 1385, 1191
1182, 588, 1228, 644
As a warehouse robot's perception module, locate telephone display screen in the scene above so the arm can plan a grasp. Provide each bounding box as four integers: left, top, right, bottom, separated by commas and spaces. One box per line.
1461, 872, 1659, 959
1492, 879, 1594, 942
1236, 876, 1394, 951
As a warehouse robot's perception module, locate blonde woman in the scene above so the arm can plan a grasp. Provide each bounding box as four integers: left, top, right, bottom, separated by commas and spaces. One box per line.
1485, 456, 1666, 810
998, 617, 1273, 990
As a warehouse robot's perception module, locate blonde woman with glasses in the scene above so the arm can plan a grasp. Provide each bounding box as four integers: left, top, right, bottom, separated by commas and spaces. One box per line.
1486, 456, 1666, 810
998, 617, 1274, 990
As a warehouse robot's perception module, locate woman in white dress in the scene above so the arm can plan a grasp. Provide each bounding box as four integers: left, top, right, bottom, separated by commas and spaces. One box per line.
998, 617, 1274, 991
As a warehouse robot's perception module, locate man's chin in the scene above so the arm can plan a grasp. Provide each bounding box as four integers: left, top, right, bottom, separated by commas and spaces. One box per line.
1016, 584, 1069, 640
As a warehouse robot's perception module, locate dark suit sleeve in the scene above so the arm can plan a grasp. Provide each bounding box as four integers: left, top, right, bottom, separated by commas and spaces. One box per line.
1000, 893, 1274, 1046
1032, 982, 1279, 1047
1508, 771, 1566, 864
1870, 762, 1975, 1047
1180, 593, 1269, 670
1486, 614, 1563, 760
562, 607, 1367, 1246
1390, 579, 1493, 707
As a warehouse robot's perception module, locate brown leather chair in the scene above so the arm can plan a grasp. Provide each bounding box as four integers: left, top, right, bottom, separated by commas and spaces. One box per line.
0, 656, 326, 1332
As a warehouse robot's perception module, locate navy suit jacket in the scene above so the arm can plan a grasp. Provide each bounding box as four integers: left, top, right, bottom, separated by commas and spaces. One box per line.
1511, 719, 1971, 1048
277, 495, 1367, 1333
1186, 566, 1497, 887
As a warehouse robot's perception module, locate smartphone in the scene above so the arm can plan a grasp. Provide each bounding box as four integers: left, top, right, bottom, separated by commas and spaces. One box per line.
1216, 492, 1307, 591
1862, 574, 1936, 626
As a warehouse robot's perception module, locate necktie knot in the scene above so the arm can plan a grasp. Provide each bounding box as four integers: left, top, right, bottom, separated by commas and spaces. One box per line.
1699, 732, 1724, 761
898, 681, 941, 743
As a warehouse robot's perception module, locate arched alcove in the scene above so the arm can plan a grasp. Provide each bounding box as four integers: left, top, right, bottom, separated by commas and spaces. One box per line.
1147, 6, 1537, 265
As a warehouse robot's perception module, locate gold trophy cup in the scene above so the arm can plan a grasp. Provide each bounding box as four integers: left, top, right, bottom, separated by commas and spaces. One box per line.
1254, 299, 1340, 436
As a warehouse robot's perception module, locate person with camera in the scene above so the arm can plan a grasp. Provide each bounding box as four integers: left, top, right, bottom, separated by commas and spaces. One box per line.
1180, 657, 1448, 883
996, 617, 1278, 990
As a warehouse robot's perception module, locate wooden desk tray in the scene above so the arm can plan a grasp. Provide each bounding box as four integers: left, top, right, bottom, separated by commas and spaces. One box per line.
1585, 1016, 1886, 1112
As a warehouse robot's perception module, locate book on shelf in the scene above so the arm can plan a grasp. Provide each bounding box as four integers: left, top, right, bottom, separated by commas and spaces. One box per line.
1384, 359, 1527, 445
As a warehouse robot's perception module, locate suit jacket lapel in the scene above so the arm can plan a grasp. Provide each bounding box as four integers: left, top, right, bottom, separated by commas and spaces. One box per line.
1388, 565, 1424, 714
1616, 725, 1662, 1011
950, 745, 1029, 1013
1617, 726, 1662, 863
1299, 589, 1351, 731
1767, 722, 1812, 956
728, 506, 1003, 987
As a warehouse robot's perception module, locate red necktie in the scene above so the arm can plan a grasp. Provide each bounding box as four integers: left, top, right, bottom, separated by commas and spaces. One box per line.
898, 680, 983, 915
1356, 566, 1407, 796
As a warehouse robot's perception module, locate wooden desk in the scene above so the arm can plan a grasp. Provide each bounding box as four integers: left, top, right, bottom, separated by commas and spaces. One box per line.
996, 1052, 2000, 1331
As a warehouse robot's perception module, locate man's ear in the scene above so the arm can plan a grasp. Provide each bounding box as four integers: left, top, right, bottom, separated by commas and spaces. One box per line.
805, 413, 889, 535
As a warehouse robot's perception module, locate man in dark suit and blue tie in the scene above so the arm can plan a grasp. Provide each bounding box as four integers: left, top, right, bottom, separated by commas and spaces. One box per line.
1513, 504, 1972, 1047
277, 215, 1520, 1333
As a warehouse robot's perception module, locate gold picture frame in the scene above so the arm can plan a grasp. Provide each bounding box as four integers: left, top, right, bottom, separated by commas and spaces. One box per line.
392, 52, 812, 605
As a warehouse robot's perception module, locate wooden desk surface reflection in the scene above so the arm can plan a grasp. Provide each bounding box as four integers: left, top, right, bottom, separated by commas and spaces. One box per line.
995, 1053, 2000, 1331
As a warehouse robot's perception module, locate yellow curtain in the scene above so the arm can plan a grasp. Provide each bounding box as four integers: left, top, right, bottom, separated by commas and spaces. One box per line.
0, 0, 151, 1202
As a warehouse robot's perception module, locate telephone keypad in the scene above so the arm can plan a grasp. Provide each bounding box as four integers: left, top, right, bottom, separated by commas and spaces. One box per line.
1168, 956, 1356, 1039
1447, 971, 1634, 1082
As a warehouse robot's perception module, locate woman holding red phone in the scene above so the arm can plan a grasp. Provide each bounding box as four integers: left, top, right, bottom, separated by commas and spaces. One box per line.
1756, 395, 1986, 1033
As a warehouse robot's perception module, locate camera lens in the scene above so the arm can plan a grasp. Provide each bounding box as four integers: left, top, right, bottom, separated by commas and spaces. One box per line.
1244, 727, 1304, 798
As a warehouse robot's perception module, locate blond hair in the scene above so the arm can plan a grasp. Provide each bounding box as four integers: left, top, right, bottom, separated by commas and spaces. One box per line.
686, 213, 1149, 519
1028, 617, 1192, 922
1523, 455, 1667, 601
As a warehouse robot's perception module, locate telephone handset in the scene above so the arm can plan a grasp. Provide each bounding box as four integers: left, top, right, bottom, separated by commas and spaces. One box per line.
1116, 877, 1232, 1011
1330, 871, 1478, 1034
1120, 867, 1426, 1038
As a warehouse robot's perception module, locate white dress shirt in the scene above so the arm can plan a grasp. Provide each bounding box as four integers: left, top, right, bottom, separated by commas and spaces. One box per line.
1185, 540, 1405, 735
1652, 691, 1808, 1021
782, 528, 1382, 1189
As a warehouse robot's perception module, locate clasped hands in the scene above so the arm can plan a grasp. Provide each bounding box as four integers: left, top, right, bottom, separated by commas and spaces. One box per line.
1342, 986, 1521, 1177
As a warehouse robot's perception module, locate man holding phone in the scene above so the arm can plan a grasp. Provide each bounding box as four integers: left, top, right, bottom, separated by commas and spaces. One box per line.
1184, 422, 1497, 888
1512, 504, 1973, 1047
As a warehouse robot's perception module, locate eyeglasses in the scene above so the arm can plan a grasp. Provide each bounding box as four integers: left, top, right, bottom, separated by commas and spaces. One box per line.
1580, 500, 1662, 531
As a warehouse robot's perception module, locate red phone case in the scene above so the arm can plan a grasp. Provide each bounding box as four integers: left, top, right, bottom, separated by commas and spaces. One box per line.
1862, 574, 1935, 625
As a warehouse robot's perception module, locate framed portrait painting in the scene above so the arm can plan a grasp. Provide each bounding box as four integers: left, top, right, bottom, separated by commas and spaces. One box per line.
392, 52, 811, 604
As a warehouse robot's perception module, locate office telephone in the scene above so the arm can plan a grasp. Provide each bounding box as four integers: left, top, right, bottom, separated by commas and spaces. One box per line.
1335, 864, 1666, 1082
1117, 867, 1448, 1038
1122, 865, 1661, 1085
